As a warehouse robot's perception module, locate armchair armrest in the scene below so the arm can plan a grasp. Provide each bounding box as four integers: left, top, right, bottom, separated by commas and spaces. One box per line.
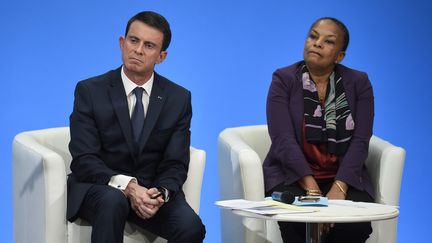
367, 135, 406, 206
13, 130, 68, 243
183, 147, 206, 213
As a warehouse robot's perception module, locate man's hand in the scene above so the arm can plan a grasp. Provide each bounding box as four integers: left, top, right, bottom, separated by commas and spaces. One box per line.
124, 181, 165, 219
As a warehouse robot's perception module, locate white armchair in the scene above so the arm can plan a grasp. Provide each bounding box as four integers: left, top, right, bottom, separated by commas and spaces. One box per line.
13, 127, 206, 243
218, 125, 405, 243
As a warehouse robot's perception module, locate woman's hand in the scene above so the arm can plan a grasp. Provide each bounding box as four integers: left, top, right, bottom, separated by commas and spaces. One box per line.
322, 180, 348, 234
299, 175, 321, 195
326, 187, 346, 200
326, 180, 348, 200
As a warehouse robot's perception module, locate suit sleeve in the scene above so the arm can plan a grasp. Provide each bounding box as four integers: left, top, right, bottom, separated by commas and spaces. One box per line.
266, 70, 312, 183
336, 73, 374, 190
69, 81, 117, 184
152, 91, 192, 195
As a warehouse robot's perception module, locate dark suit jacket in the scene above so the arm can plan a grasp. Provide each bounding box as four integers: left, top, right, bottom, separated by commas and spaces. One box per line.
67, 67, 192, 221
263, 61, 375, 198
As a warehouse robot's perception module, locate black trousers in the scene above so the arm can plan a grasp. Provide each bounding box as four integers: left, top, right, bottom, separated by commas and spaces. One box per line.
77, 184, 206, 243
267, 181, 373, 243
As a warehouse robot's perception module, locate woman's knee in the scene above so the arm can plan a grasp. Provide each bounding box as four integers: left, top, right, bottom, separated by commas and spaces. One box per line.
327, 222, 372, 243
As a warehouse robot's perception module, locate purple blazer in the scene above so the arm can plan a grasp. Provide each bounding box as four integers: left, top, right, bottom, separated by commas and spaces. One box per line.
263, 61, 375, 198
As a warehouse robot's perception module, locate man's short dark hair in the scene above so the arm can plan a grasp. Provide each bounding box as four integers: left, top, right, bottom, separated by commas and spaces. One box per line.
125, 11, 172, 51
309, 17, 350, 52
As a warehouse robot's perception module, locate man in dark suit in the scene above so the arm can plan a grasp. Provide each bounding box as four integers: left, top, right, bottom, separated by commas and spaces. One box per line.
67, 11, 205, 243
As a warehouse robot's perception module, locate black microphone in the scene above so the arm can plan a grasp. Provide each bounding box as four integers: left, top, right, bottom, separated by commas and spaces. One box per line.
271, 191, 295, 204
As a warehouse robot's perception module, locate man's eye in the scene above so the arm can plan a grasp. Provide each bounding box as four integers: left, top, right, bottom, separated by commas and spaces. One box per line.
145, 44, 155, 49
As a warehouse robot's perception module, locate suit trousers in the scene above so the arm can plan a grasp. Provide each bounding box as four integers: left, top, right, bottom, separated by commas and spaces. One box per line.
267, 181, 373, 243
77, 184, 206, 243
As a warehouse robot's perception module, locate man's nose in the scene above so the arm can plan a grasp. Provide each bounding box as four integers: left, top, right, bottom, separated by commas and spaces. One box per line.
135, 42, 144, 55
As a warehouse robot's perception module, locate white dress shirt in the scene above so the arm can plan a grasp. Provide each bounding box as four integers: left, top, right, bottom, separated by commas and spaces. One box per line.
108, 66, 154, 191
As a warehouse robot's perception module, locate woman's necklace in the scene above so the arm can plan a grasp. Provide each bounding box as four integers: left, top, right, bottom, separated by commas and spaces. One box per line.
316, 82, 328, 102
309, 70, 330, 103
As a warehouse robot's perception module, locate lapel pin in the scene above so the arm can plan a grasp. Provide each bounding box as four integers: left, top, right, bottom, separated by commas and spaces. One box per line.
157, 96, 163, 100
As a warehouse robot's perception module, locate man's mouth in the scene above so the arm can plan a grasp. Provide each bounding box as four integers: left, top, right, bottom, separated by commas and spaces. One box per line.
130, 57, 143, 63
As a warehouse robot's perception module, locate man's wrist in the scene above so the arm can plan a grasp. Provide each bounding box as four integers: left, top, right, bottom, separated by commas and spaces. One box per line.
124, 179, 138, 197
156, 187, 170, 202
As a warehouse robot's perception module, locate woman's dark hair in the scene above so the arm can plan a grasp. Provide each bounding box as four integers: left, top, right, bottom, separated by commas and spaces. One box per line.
125, 11, 172, 51
309, 17, 350, 52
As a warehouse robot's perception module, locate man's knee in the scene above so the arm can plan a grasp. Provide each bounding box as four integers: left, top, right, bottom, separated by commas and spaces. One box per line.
177, 215, 206, 242
94, 187, 130, 219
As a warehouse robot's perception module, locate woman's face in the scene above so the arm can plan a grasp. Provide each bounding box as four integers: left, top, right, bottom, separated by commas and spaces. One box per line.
303, 20, 345, 71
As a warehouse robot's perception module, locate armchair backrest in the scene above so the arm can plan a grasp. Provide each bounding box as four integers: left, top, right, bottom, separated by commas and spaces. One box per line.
230, 125, 271, 162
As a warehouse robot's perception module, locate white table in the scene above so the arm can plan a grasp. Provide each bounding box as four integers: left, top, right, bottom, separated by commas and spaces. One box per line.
231, 200, 399, 243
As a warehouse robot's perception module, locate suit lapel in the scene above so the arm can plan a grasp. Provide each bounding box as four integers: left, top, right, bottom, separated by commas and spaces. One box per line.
108, 69, 137, 160
138, 73, 167, 152
292, 67, 305, 142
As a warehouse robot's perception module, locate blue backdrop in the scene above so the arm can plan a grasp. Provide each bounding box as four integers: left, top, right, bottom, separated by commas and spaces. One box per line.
1, 1, 431, 242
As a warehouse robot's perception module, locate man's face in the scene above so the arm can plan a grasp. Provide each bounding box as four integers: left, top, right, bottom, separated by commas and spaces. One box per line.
119, 21, 167, 80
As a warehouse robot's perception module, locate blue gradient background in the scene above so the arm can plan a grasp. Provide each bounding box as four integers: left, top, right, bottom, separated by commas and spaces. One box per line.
1, 1, 431, 242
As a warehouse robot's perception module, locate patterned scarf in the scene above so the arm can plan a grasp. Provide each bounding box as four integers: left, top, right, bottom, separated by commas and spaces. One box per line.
302, 64, 354, 156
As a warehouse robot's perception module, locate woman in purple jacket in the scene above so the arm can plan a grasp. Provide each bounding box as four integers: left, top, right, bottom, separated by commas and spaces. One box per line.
263, 17, 374, 243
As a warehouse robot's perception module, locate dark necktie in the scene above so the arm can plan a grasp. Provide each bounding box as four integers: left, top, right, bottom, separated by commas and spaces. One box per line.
131, 87, 145, 142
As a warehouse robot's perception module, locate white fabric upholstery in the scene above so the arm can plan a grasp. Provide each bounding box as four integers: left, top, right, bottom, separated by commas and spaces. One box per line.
13, 127, 206, 243
218, 125, 405, 243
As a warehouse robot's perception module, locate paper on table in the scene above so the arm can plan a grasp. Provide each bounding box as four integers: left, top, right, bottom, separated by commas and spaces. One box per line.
329, 200, 399, 208
216, 199, 269, 209
216, 199, 319, 216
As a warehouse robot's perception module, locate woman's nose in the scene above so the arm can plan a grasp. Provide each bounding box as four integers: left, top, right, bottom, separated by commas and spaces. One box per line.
313, 38, 323, 48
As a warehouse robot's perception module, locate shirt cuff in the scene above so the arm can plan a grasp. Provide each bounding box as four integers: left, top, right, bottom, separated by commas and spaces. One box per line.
108, 175, 137, 190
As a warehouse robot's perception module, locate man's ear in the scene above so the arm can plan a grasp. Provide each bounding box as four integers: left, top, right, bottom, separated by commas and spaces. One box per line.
156, 51, 168, 64
119, 36, 125, 49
